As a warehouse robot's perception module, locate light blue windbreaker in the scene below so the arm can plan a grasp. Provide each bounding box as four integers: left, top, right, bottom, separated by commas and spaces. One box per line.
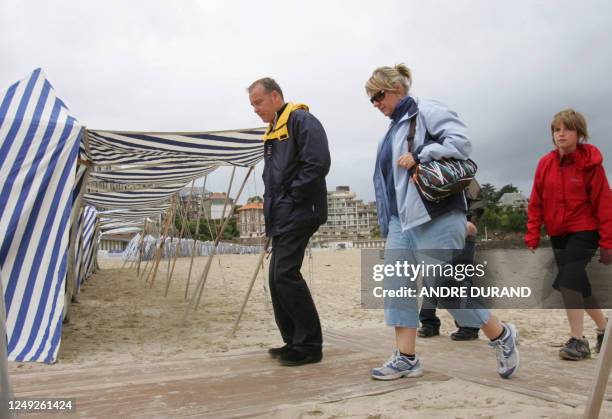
373, 98, 471, 238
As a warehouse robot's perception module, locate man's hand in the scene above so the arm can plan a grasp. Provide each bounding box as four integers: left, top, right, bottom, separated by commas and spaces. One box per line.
397, 153, 417, 170
599, 248, 612, 265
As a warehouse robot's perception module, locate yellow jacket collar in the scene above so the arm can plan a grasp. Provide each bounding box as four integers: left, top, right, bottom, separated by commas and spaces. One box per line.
263, 102, 309, 142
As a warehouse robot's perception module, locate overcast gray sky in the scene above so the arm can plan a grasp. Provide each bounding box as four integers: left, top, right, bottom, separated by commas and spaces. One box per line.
2, 0, 611, 203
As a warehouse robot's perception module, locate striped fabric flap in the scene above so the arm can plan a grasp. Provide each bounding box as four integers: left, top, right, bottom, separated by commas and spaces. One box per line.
0, 68, 82, 363
86, 128, 265, 167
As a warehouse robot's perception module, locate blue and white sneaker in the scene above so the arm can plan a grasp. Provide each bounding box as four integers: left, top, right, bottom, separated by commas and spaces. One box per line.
489, 322, 519, 379
370, 350, 424, 380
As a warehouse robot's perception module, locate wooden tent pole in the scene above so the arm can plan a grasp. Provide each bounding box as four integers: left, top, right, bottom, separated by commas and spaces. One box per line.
187, 166, 253, 315
190, 167, 239, 311
139, 213, 165, 282
185, 176, 207, 300
583, 309, 612, 419
165, 200, 180, 283
139, 253, 152, 281
230, 237, 270, 337
121, 250, 131, 269
165, 183, 195, 296
188, 171, 236, 309
136, 219, 147, 277
147, 201, 175, 288
218, 166, 236, 236
128, 222, 143, 270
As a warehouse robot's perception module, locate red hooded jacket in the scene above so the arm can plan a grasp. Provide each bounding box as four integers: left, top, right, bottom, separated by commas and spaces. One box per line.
525, 143, 612, 249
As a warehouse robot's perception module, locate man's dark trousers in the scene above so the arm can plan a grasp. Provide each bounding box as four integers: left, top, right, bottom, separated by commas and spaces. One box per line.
269, 225, 322, 354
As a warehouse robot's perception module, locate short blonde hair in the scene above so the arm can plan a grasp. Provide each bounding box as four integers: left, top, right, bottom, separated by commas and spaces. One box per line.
551, 109, 589, 143
365, 64, 412, 96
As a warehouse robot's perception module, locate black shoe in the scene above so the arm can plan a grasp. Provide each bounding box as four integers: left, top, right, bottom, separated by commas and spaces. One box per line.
596, 330, 605, 354
450, 327, 479, 341
417, 325, 440, 338
278, 349, 322, 366
559, 337, 591, 361
268, 344, 291, 358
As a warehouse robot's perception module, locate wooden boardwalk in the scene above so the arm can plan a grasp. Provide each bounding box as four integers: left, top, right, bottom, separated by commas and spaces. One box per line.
9, 327, 612, 418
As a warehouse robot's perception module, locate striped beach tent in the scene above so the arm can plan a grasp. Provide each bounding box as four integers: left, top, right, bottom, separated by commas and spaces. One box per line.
0, 69, 82, 363
1, 68, 265, 363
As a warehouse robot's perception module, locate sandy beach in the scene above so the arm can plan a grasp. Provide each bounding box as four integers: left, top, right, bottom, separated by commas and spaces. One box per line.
7, 249, 612, 418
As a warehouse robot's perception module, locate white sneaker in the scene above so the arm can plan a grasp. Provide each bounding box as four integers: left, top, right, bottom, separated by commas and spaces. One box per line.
489, 322, 519, 379
370, 350, 424, 380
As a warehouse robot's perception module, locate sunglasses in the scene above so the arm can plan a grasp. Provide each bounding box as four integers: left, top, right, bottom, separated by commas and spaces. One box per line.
369, 90, 386, 104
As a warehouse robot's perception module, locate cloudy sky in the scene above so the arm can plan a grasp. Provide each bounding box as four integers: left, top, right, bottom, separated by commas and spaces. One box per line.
2, 0, 611, 203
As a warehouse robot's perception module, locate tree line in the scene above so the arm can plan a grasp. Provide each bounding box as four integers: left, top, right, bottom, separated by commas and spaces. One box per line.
474, 183, 529, 239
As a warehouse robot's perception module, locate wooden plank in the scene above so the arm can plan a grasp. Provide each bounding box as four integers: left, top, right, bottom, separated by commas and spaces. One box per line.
325, 327, 612, 408
10, 326, 611, 418
10, 347, 448, 419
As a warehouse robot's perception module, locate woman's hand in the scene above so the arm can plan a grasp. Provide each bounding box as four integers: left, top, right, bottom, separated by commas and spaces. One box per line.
466, 221, 478, 237
397, 152, 417, 170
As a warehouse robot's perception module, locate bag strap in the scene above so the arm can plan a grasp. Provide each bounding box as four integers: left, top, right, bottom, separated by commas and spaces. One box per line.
406, 116, 417, 153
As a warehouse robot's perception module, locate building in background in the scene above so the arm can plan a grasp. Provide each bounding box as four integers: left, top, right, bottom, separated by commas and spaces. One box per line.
316, 186, 378, 246
179, 185, 211, 219
210, 192, 234, 219
237, 197, 265, 242
497, 192, 528, 209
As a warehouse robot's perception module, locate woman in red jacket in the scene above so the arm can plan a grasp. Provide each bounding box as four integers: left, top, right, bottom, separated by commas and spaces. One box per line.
526, 109, 612, 361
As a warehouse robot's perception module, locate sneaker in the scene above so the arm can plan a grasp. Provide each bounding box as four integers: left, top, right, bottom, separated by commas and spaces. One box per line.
417, 325, 440, 338
450, 327, 479, 341
559, 337, 591, 360
268, 344, 292, 358
489, 322, 520, 379
278, 349, 322, 366
370, 350, 424, 380
595, 329, 605, 354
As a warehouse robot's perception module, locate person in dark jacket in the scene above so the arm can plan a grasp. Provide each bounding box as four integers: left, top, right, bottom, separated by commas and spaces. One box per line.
526, 109, 612, 360
247, 77, 331, 366
418, 220, 480, 340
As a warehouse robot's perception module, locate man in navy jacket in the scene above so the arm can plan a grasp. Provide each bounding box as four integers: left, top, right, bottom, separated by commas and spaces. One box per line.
248, 77, 330, 366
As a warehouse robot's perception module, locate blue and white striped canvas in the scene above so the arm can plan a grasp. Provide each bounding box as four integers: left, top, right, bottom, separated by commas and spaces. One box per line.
74, 206, 98, 293
87, 128, 264, 167
84, 183, 187, 209
0, 69, 82, 363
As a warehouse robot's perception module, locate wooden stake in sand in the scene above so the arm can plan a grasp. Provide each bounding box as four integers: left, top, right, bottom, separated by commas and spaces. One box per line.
165, 182, 195, 296
186, 166, 253, 316
147, 200, 176, 288
136, 218, 147, 277
230, 237, 271, 337
217, 167, 236, 237
120, 250, 131, 270
583, 309, 612, 419
138, 216, 162, 282
185, 176, 208, 301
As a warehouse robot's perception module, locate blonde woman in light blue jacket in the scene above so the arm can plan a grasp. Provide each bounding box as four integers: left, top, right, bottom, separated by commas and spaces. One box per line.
367, 63, 519, 380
